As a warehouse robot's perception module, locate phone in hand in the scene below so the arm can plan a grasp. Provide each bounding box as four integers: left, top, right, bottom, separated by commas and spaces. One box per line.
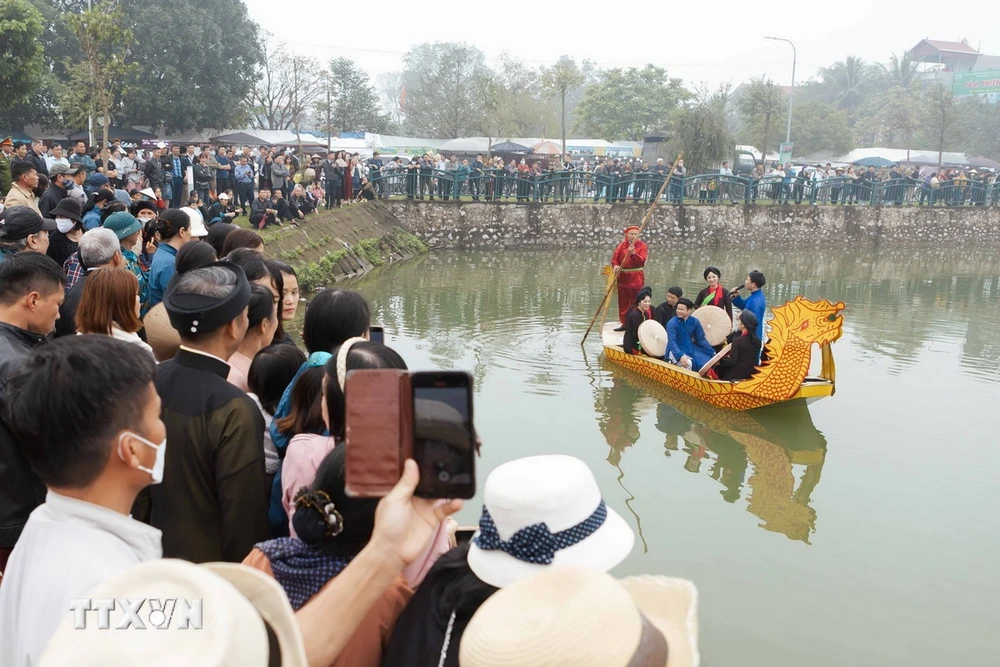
344, 370, 476, 500
411, 371, 476, 499
369, 325, 384, 344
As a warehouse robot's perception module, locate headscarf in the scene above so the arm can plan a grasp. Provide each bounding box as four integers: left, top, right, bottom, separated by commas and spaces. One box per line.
254, 537, 352, 610
633, 286, 652, 305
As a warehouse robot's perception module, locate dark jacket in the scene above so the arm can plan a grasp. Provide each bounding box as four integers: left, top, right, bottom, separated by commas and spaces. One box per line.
654, 301, 676, 329
193, 163, 213, 188
46, 230, 79, 268
717, 332, 761, 381
26, 150, 49, 179
0, 322, 48, 548
144, 157, 164, 188
146, 348, 269, 563
55, 272, 89, 338
38, 182, 69, 219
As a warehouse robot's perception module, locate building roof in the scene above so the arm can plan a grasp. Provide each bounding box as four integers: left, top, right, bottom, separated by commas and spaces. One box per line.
908, 39, 980, 60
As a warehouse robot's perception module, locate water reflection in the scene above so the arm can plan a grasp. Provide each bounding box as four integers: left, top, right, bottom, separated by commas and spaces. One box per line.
594, 359, 827, 544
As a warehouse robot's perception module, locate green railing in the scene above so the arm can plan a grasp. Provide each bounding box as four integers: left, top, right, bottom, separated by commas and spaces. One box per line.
366, 168, 1000, 206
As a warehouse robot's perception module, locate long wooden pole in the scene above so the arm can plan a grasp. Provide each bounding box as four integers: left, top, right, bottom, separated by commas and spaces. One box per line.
580, 151, 683, 345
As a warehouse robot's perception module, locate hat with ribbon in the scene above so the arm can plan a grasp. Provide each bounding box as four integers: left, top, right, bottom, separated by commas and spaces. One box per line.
468, 455, 634, 588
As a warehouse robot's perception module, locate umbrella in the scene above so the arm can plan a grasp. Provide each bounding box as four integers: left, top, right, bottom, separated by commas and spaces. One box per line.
852, 156, 896, 168
67, 126, 157, 142
490, 141, 532, 153
692, 306, 732, 347
968, 156, 1000, 170
531, 141, 562, 155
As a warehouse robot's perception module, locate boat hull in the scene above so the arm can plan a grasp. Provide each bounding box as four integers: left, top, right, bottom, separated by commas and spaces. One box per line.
601, 321, 834, 411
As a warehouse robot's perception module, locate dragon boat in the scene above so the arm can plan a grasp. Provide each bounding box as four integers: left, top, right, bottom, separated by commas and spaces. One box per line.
601, 296, 845, 411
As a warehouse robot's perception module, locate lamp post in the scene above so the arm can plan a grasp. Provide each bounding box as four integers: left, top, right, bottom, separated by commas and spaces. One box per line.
765, 36, 796, 145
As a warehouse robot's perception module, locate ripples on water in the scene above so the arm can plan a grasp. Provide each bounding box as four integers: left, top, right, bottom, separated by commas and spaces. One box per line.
345, 247, 1000, 667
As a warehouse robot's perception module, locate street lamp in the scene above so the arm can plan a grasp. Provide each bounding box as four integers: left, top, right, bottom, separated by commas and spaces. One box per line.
764, 36, 796, 145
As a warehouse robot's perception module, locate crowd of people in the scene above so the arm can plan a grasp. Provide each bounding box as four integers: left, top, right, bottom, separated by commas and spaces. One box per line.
612, 225, 767, 381
0, 184, 700, 664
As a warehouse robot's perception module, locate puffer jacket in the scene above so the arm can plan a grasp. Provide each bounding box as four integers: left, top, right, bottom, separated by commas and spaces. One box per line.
0, 322, 47, 548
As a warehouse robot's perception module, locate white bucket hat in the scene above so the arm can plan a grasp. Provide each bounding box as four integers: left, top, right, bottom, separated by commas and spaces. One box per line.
180, 206, 208, 237
39, 559, 307, 667
467, 455, 634, 588
459, 566, 699, 667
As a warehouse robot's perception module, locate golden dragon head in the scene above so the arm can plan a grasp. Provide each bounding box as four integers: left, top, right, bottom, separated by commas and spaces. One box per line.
768, 297, 845, 348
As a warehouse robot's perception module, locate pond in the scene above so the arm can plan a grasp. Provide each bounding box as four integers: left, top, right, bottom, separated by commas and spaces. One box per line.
348, 246, 999, 667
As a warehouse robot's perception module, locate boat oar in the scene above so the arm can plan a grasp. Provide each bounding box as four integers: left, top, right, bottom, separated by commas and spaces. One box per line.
580, 152, 684, 346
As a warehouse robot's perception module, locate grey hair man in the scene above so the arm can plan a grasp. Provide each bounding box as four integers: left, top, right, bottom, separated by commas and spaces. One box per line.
54, 228, 123, 338
147, 263, 269, 563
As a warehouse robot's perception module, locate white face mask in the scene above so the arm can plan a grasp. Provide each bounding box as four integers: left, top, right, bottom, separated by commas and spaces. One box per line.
55, 217, 76, 234
118, 431, 167, 484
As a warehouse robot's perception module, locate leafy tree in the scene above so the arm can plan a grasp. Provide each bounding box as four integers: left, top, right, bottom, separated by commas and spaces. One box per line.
918, 84, 963, 166
119, 0, 261, 131
63, 0, 135, 159
542, 56, 584, 155
736, 77, 784, 158
956, 95, 1000, 160
670, 85, 732, 173
853, 86, 919, 151
879, 53, 919, 90
401, 42, 488, 138
494, 55, 554, 137
815, 56, 875, 125
573, 65, 688, 141
314, 58, 392, 135
789, 101, 852, 156
0, 0, 46, 116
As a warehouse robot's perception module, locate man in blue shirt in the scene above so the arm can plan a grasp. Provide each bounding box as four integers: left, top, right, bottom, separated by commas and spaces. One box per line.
730, 270, 766, 344
665, 298, 716, 372
168, 144, 190, 208
67, 141, 97, 178
233, 156, 255, 216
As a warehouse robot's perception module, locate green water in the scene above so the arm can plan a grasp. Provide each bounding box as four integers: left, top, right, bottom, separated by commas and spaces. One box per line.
350, 247, 999, 667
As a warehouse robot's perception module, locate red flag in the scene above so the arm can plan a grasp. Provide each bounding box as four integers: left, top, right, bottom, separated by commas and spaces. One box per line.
399, 83, 407, 109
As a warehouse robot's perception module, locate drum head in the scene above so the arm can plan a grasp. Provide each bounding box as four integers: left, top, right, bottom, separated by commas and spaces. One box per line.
638, 319, 668, 358
692, 305, 732, 346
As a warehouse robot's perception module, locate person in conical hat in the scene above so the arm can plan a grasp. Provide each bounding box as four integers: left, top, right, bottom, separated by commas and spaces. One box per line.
611, 225, 648, 330
622, 286, 653, 355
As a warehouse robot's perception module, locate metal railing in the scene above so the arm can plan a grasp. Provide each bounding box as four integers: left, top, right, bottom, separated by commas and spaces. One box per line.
366, 169, 1000, 206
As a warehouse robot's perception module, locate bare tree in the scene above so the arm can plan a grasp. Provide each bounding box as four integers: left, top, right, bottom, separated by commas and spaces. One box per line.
248, 35, 321, 130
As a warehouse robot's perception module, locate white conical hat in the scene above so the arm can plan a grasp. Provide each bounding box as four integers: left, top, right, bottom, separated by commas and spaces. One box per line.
692, 305, 732, 346
638, 319, 668, 358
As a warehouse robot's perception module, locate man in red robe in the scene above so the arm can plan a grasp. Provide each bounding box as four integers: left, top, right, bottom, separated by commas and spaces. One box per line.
611, 225, 648, 329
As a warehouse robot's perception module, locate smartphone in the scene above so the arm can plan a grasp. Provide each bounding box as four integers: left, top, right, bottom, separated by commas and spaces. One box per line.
411, 371, 476, 499
369, 325, 384, 344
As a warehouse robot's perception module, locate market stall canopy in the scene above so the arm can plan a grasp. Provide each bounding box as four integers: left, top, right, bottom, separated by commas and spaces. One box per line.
0, 130, 32, 143
490, 141, 532, 153
852, 156, 897, 168
532, 141, 562, 155
967, 156, 1000, 170
209, 129, 327, 147
67, 126, 157, 142
439, 137, 491, 153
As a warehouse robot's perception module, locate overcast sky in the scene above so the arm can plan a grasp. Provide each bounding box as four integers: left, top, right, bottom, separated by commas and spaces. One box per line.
243, 0, 999, 90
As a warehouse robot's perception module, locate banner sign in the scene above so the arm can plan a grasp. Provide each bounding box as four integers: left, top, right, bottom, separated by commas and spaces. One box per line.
779, 142, 793, 164
952, 70, 1000, 96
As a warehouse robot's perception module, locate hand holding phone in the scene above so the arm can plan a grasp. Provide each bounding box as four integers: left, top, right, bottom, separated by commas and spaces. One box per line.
345, 370, 476, 500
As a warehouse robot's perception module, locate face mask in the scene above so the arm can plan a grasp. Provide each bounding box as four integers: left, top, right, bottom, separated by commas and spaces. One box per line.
55, 217, 76, 234
118, 431, 167, 484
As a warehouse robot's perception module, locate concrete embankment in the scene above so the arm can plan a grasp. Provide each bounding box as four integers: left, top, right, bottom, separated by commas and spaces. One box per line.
258, 202, 426, 290
382, 201, 1000, 249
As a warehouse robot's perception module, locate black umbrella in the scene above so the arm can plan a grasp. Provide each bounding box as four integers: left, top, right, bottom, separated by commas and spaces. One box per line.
490, 141, 532, 153
67, 126, 157, 142
208, 131, 272, 146
968, 156, 1000, 170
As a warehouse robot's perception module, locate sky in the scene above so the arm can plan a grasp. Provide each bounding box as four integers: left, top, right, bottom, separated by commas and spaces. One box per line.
242, 0, 1000, 90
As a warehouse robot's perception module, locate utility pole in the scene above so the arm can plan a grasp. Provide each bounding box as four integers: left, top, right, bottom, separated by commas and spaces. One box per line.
326, 88, 332, 152
87, 0, 94, 149
293, 57, 302, 170
765, 36, 797, 144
